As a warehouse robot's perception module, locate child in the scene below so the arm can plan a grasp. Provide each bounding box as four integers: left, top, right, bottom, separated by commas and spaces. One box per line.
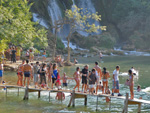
98, 82, 103, 92
105, 86, 111, 102
88, 68, 97, 94
62, 73, 68, 87
137, 85, 141, 92
56, 72, 61, 88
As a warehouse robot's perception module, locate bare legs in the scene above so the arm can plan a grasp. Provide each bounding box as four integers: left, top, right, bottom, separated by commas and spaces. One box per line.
74, 79, 80, 92
130, 84, 134, 99
24, 77, 30, 87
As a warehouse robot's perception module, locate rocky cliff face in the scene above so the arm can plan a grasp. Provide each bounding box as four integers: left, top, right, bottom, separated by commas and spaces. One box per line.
30, 0, 150, 51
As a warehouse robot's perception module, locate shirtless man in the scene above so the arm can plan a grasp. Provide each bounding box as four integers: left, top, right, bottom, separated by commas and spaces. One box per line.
17, 60, 25, 86
94, 62, 102, 94
56, 90, 65, 100
0, 61, 4, 84
23, 60, 32, 87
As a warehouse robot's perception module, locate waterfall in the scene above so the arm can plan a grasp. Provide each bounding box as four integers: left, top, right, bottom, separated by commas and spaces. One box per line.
33, 13, 49, 29
47, 0, 69, 39
73, 0, 101, 36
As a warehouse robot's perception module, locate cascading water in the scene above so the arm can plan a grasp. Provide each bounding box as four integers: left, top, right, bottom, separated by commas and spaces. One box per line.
72, 0, 102, 36
47, 0, 69, 39
33, 13, 49, 29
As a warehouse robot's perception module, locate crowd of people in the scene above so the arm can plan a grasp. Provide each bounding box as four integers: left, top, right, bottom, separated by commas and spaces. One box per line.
14, 60, 138, 100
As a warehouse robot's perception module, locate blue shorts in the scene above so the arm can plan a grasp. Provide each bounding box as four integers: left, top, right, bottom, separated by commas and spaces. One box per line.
63, 83, 67, 87
112, 80, 119, 89
42, 55, 46, 58
24, 72, 30, 77
0, 70, 3, 77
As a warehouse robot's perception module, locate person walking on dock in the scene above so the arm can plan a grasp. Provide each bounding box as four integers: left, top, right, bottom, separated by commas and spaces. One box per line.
81, 65, 89, 93
23, 60, 32, 87
33, 62, 39, 88
94, 62, 102, 94
128, 70, 134, 99
17, 60, 25, 86
111, 65, 122, 96
88, 68, 97, 94
0, 61, 4, 84
102, 67, 110, 94
52, 63, 59, 89
73, 67, 81, 92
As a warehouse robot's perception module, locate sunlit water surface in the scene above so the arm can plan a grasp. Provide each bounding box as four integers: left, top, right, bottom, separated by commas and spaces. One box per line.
0, 56, 150, 113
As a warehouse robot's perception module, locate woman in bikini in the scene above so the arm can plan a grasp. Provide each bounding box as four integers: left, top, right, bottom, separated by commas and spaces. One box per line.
129, 70, 134, 99
102, 67, 110, 94
73, 67, 81, 92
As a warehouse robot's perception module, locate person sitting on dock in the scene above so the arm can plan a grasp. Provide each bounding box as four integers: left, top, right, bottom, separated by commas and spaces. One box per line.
88, 68, 97, 94
102, 67, 110, 94
112, 65, 122, 96
94, 62, 102, 94
23, 60, 32, 87
128, 70, 134, 99
17, 60, 25, 86
73, 67, 81, 92
55, 89, 65, 100
0, 61, 4, 84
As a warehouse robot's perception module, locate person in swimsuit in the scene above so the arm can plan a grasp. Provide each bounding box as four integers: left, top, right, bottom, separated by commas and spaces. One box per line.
62, 72, 68, 87
12, 47, 16, 63
73, 67, 81, 92
94, 62, 102, 94
52, 63, 59, 89
26, 50, 30, 60
102, 67, 110, 94
17, 60, 25, 86
128, 70, 134, 99
0, 61, 4, 84
23, 60, 32, 87
29, 49, 34, 62
47, 63, 53, 87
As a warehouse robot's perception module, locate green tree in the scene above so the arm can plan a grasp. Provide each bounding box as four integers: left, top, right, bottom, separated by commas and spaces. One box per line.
65, 5, 106, 64
0, 0, 48, 49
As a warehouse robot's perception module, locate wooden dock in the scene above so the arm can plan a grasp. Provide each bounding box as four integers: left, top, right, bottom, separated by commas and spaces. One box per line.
0, 85, 150, 113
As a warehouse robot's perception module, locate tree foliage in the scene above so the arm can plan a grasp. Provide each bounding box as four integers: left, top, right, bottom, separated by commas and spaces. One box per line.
0, 0, 48, 49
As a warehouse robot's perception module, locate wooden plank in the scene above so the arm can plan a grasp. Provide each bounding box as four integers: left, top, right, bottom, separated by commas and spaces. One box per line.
138, 103, 141, 113
128, 101, 141, 105
75, 94, 86, 98
72, 90, 75, 107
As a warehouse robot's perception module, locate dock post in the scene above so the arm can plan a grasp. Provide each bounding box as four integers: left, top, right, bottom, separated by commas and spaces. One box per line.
96, 95, 99, 111
6, 86, 7, 97
84, 95, 87, 106
138, 103, 141, 113
23, 86, 29, 100
17, 87, 19, 96
72, 90, 75, 107
38, 91, 41, 99
49, 91, 51, 102
109, 97, 111, 110
122, 93, 129, 113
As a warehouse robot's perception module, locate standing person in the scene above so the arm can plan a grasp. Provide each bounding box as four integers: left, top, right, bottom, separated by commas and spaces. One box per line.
74, 58, 78, 64
81, 65, 89, 93
42, 50, 46, 62
47, 63, 53, 86
12, 47, 16, 63
52, 63, 59, 89
39, 63, 47, 88
25, 50, 30, 60
111, 65, 122, 96
128, 70, 134, 99
88, 68, 97, 94
0, 61, 4, 84
102, 67, 110, 94
33, 62, 39, 88
10, 46, 13, 62
94, 62, 102, 94
99, 52, 103, 61
29, 49, 34, 62
23, 60, 32, 87
17, 60, 25, 86
16, 46, 22, 61
73, 67, 81, 92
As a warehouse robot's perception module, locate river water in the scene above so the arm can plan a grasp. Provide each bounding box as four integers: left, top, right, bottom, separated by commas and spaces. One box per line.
0, 56, 150, 113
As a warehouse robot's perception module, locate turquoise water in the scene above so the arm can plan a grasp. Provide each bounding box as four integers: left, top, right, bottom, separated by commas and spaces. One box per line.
0, 56, 150, 112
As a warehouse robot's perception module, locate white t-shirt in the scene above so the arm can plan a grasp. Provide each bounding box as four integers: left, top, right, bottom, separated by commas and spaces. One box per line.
113, 69, 119, 81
